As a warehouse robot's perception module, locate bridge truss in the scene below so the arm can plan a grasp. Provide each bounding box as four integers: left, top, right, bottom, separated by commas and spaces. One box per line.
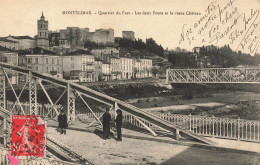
0, 62, 214, 145
166, 68, 260, 84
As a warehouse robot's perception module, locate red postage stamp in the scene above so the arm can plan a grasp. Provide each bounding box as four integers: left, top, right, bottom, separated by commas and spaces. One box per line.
11, 115, 45, 158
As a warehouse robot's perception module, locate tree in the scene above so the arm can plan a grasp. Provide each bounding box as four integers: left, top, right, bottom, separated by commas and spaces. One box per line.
151, 67, 159, 77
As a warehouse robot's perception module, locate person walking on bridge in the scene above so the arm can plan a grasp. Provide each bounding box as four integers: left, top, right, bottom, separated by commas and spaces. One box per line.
115, 109, 123, 141
58, 110, 68, 135
102, 108, 111, 140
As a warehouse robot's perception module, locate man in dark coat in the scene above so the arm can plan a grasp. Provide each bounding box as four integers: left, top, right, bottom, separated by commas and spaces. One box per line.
115, 109, 123, 141
58, 110, 68, 135
102, 108, 111, 139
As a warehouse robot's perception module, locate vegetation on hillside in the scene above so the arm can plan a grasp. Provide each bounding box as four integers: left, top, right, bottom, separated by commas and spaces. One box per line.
168, 45, 260, 68
115, 38, 164, 57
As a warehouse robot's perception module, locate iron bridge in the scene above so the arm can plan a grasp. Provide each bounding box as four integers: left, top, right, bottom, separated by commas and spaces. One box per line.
166, 68, 260, 84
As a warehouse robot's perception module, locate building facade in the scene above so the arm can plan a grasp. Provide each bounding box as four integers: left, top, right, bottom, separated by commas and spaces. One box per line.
0, 51, 19, 84
101, 62, 111, 81
140, 59, 152, 77
6, 36, 36, 50
121, 57, 134, 79
63, 51, 95, 82
0, 38, 19, 50
110, 57, 121, 80
94, 59, 103, 81
92, 29, 114, 44
91, 47, 119, 59
19, 50, 63, 79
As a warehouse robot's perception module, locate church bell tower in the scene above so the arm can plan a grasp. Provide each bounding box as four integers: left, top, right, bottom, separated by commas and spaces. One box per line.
36, 12, 49, 49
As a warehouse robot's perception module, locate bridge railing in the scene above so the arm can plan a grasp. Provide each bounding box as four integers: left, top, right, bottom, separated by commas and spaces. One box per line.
80, 112, 260, 142
158, 114, 260, 142
6, 101, 62, 118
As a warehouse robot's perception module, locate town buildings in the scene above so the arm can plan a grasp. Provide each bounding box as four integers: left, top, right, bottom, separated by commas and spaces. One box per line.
0, 12, 153, 83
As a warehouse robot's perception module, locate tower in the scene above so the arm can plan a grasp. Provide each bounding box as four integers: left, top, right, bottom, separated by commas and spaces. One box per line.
37, 12, 49, 49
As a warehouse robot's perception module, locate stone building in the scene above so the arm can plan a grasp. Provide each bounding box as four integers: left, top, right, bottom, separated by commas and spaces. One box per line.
62, 50, 95, 82
140, 59, 153, 77
110, 57, 121, 80
92, 29, 114, 44
0, 38, 19, 50
121, 57, 134, 79
91, 47, 119, 60
6, 36, 36, 50
122, 31, 135, 40
19, 47, 63, 78
94, 59, 102, 81
101, 62, 111, 81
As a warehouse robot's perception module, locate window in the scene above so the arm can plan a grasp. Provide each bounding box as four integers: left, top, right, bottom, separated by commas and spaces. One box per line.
52, 58, 54, 64
46, 58, 48, 64
57, 59, 59, 64
52, 67, 54, 71
71, 57, 74, 61
35, 66, 39, 71
46, 67, 48, 72
27, 58, 32, 64
57, 67, 60, 73
35, 57, 38, 64
71, 64, 74, 68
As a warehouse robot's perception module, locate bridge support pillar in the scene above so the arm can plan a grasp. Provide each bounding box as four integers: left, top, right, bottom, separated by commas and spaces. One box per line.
29, 71, 37, 115
0, 68, 5, 110
174, 129, 180, 140
114, 102, 118, 118
67, 84, 75, 124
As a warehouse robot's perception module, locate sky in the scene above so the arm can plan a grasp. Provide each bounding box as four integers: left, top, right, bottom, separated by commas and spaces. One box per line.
0, 0, 259, 55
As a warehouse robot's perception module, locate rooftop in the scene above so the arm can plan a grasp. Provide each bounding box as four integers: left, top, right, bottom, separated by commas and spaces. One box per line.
0, 38, 19, 43
19, 47, 57, 55
8, 35, 35, 40
67, 49, 92, 56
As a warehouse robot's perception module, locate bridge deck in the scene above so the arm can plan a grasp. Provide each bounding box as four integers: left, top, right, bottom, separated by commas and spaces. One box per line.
45, 126, 260, 165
